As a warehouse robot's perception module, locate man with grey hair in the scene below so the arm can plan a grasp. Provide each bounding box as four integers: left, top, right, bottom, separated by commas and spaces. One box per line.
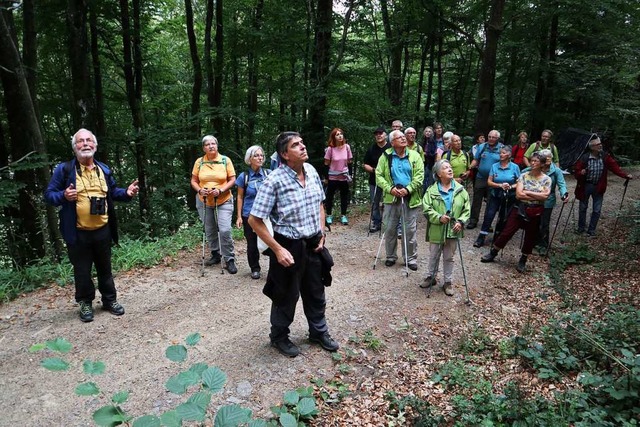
44, 129, 139, 322
573, 136, 633, 237
467, 129, 503, 229
375, 130, 425, 270
405, 127, 424, 157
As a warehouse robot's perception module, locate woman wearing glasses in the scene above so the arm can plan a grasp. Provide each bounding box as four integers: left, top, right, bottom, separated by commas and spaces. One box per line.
236, 145, 269, 279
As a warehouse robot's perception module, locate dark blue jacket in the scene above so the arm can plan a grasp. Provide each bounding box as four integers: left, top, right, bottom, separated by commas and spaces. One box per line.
44, 158, 132, 245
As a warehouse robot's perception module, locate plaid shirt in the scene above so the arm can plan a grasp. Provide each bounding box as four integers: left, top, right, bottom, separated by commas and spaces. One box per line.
586, 154, 604, 184
250, 162, 325, 239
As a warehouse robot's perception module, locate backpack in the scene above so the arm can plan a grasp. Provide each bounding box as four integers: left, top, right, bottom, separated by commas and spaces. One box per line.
198, 155, 227, 172
243, 168, 270, 187
444, 149, 471, 167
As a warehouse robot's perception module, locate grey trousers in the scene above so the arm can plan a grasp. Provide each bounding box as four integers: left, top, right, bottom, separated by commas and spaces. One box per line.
196, 196, 236, 262
425, 239, 458, 283
383, 201, 419, 265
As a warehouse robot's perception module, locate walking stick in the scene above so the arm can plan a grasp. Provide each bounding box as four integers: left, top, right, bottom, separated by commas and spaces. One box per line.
372, 229, 386, 270
213, 196, 224, 275
425, 213, 449, 298
561, 197, 576, 238
456, 235, 471, 305
545, 199, 566, 258
201, 194, 207, 277
613, 178, 630, 233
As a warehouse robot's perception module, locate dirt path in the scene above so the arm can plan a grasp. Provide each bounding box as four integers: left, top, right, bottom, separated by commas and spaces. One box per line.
1, 172, 636, 426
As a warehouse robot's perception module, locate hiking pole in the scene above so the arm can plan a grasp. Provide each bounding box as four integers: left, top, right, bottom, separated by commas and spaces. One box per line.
367, 186, 378, 236
545, 199, 566, 258
213, 195, 224, 275
561, 197, 576, 238
398, 186, 410, 278
456, 233, 471, 305
424, 212, 449, 298
613, 178, 630, 233
201, 194, 207, 277
372, 229, 386, 269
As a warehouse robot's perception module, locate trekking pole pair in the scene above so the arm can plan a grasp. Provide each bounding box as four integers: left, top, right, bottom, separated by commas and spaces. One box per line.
613, 178, 631, 233
545, 194, 568, 258
372, 185, 409, 280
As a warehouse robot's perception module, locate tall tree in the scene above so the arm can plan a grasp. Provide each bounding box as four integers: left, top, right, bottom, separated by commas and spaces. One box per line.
66, 0, 94, 129
246, 0, 264, 144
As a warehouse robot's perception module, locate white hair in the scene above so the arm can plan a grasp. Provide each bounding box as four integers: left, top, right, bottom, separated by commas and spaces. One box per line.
244, 145, 264, 165
70, 128, 97, 150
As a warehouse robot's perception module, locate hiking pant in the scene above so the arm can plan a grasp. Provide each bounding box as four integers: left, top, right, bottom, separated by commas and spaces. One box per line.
383, 202, 419, 265
325, 180, 349, 216
470, 178, 489, 225
426, 239, 458, 283
493, 205, 544, 255
197, 198, 235, 262
578, 183, 603, 234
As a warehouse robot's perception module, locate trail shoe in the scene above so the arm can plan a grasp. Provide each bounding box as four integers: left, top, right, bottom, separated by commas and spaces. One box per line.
516, 255, 528, 273
271, 338, 300, 358
205, 251, 221, 266
466, 221, 477, 230
586, 231, 596, 238
102, 300, 125, 316
225, 259, 238, 274
481, 248, 499, 263
473, 234, 486, 248
78, 301, 94, 322
250, 269, 261, 280
341, 215, 349, 225
384, 259, 396, 267
309, 332, 339, 352
443, 282, 454, 296
420, 276, 437, 288
369, 224, 381, 233
408, 263, 418, 271
326, 215, 333, 225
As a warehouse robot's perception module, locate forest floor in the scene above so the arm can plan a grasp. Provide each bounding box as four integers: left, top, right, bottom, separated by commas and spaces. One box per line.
0, 171, 638, 426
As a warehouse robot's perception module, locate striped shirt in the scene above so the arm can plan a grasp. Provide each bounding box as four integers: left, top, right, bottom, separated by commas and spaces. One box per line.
250, 163, 325, 239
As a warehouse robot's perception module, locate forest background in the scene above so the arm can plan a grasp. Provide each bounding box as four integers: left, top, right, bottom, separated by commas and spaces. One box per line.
1, 0, 639, 276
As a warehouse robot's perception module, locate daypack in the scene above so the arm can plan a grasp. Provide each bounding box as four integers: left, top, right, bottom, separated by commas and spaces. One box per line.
244, 168, 270, 187
444, 149, 471, 166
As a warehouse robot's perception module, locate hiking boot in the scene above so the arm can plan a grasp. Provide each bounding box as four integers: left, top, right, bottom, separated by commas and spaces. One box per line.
326, 215, 333, 225
516, 255, 528, 273
443, 282, 454, 296
473, 234, 486, 248
271, 338, 300, 358
384, 259, 396, 267
309, 332, 339, 352
251, 269, 261, 280
481, 248, 499, 263
369, 224, 381, 233
466, 221, 477, 230
78, 301, 94, 322
420, 276, 437, 288
205, 251, 221, 266
408, 263, 418, 271
225, 259, 238, 274
102, 300, 125, 316
341, 215, 349, 225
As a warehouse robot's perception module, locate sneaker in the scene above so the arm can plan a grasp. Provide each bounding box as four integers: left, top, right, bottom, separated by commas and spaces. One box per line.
79, 301, 94, 322
586, 231, 596, 238
102, 300, 125, 316
420, 276, 437, 288
466, 221, 477, 230
473, 234, 486, 248
205, 251, 221, 266
341, 215, 348, 225
309, 332, 339, 352
408, 263, 418, 271
516, 255, 528, 273
326, 215, 333, 225
443, 282, 454, 296
384, 259, 396, 267
251, 269, 261, 280
225, 259, 238, 274
481, 248, 499, 263
271, 338, 300, 358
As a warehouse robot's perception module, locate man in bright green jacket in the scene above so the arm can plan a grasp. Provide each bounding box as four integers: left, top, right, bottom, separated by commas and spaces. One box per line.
422, 159, 471, 296
375, 130, 424, 271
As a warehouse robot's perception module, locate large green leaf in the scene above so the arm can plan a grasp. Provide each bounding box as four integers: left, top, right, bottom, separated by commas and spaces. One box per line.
185, 333, 201, 346
83, 359, 106, 375
213, 405, 252, 427
29, 343, 46, 352
41, 357, 70, 371
247, 420, 268, 427
112, 391, 130, 404
132, 414, 161, 427
75, 382, 100, 396
166, 374, 188, 395
46, 337, 73, 353
202, 366, 226, 392
92, 405, 121, 427
296, 397, 317, 417
282, 390, 300, 405
160, 410, 182, 427
177, 370, 200, 387
187, 391, 212, 410
175, 402, 206, 422
165, 345, 188, 362
189, 362, 208, 376
279, 412, 297, 427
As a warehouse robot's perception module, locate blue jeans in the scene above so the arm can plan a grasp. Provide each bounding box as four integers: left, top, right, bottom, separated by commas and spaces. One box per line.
578, 183, 604, 233
480, 194, 515, 235
369, 184, 383, 227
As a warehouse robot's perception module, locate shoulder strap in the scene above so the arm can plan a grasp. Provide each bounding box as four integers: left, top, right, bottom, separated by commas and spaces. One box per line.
198, 155, 227, 173
478, 143, 488, 158
244, 167, 270, 187
62, 160, 74, 182
445, 150, 452, 161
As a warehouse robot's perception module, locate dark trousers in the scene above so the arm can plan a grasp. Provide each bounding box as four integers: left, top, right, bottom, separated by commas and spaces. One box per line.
480, 194, 515, 235
493, 205, 544, 255
242, 216, 260, 272
537, 207, 553, 248
470, 178, 489, 224
325, 180, 350, 216
67, 225, 117, 304
266, 234, 328, 342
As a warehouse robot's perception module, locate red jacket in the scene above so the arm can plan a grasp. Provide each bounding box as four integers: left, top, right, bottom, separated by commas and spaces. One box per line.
573, 152, 628, 200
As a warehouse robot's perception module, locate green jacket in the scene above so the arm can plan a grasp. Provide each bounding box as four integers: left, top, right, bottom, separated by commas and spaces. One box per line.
422, 180, 471, 243
375, 148, 425, 208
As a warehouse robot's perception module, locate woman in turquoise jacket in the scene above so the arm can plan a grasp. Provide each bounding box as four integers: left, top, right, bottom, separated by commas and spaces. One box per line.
422, 160, 470, 296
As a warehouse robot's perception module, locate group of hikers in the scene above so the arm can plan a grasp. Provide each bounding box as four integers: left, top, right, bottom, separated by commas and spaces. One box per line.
45, 126, 632, 358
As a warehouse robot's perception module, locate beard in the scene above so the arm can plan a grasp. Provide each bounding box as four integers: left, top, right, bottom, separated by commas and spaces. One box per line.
75, 147, 96, 160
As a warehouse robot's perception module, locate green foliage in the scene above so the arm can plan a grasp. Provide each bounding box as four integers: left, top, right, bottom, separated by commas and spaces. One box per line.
311, 377, 350, 403
348, 329, 384, 352
456, 325, 494, 355
35, 333, 321, 425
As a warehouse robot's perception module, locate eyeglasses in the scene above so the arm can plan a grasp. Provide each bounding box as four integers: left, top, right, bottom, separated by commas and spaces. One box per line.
253, 154, 265, 158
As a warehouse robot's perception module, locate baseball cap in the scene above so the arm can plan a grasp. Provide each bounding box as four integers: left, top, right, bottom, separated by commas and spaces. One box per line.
373, 127, 385, 134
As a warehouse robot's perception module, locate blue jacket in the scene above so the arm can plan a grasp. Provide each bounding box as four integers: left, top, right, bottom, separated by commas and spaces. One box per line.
44, 159, 132, 245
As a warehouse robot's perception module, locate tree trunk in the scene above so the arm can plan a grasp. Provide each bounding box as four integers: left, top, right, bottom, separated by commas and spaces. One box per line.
531, 2, 558, 138
213, 0, 224, 134
473, 0, 506, 135
90, 3, 107, 160
414, 39, 428, 125
424, 31, 435, 121
436, 27, 443, 120
246, 0, 264, 144
380, 0, 402, 107
204, 0, 214, 129
66, 0, 94, 129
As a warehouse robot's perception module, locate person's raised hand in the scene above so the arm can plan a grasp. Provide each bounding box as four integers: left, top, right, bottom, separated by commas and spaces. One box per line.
64, 183, 77, 201
127, 179, 139, 197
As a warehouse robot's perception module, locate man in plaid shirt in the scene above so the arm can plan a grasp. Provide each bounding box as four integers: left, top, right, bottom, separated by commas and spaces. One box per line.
249, 131, 339, 358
